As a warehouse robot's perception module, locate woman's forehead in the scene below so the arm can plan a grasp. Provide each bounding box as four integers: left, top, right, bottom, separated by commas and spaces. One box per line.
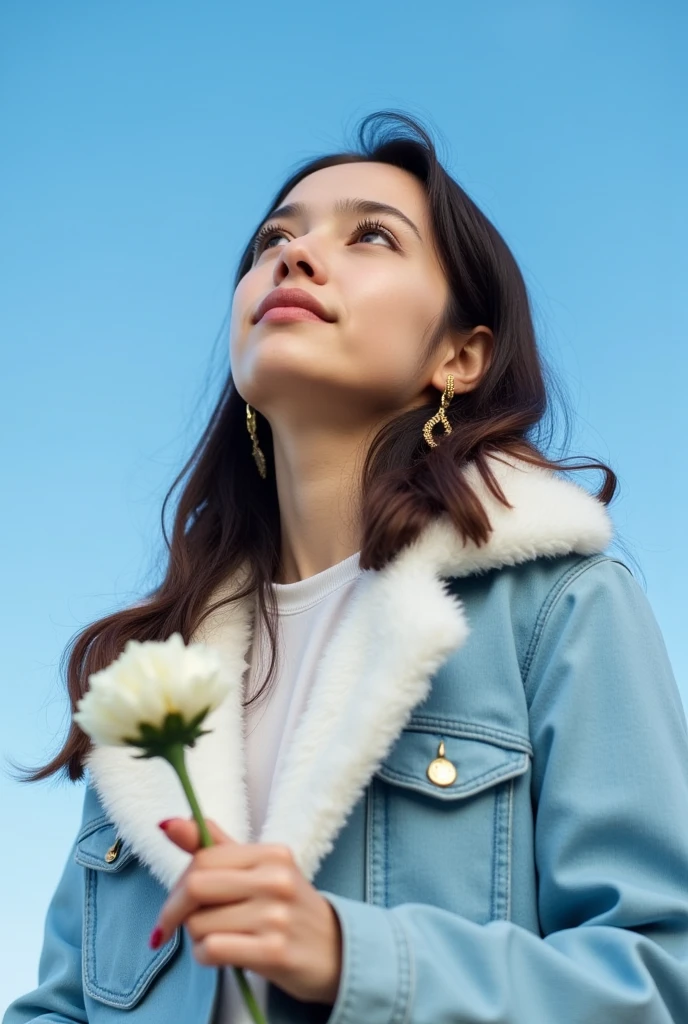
278, 162, 430, 235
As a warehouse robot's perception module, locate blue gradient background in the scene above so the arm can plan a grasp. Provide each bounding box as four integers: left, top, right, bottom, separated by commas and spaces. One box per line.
1, 0, 686, 1010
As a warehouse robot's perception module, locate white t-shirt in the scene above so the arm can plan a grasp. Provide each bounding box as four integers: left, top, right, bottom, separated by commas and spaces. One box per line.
215, 549, 363, 1023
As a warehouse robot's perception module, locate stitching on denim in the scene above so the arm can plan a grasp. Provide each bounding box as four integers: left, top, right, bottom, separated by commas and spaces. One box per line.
399, 911, 415, 1024
74, 813, 110, 845
74, 816, 136, 873
490, 785, 499, 920
405, 717, 532, 753
84, 932, 180, 1008
378, 752, 529, 796
75, 843, 135, 873
498, 784, 510, 920
86, 938, 180, 1004
490, 783, 511, 921
384, 777, 390, 908
368, 779, 383, 906
389, 914, 404, 1023
389, 911, 413, 1024
84, 862, 96, 989
81, 867, 180, 1008
369, 780, 377, 906
521, 554, 610, 706
506, 778, 514, 921
337, 897, 357, 1024
364, 785, 374, 904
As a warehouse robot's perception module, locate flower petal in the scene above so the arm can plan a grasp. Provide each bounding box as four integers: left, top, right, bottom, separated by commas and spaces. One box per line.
73, 633, 231, 748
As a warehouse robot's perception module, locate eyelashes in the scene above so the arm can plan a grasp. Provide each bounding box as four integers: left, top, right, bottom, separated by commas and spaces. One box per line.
250, 216, 400, 258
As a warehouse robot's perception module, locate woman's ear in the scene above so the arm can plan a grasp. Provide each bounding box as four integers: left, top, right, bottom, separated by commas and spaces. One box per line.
433, 325, 494, 394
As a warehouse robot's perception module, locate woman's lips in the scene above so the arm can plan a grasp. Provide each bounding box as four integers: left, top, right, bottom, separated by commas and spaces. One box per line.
258, 306, 326, 323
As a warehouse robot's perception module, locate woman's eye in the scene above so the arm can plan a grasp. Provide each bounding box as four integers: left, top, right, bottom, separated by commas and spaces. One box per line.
266, 231, 289, 249
357, 227, 388, 245
351, 218, 398, 249
253, 230, 288, 255
251, 218, 398, 258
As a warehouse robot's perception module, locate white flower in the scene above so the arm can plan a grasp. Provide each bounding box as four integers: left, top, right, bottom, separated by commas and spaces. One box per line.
73, 632, 266, 1023
73, 632, 229, 749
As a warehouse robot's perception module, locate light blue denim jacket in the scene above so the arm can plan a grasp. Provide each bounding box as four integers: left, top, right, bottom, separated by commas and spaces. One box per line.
5, 457, 688, 1023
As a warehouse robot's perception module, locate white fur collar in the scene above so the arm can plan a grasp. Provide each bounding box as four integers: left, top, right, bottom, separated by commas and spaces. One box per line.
84, 453, 613, 891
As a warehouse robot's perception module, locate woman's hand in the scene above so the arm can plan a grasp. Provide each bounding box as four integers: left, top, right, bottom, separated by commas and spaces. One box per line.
151, 817, 343, 1006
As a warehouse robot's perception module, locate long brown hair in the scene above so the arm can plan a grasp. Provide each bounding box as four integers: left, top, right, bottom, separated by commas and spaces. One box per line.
10, 109, 618, 785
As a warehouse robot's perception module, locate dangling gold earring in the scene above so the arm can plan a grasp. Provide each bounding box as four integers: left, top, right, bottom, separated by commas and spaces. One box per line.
422, 374, 455, 448
246, 403, 267, 478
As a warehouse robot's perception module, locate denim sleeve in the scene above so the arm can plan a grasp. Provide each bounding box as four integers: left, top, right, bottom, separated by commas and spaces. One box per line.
320, 557, 688, 1023
3, 820, 87, 1022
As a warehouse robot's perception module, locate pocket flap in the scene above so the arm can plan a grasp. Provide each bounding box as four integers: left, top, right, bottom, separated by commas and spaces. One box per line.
74, 816, 181, 1008
75, 817, 136, 873
375, 727, 531, 801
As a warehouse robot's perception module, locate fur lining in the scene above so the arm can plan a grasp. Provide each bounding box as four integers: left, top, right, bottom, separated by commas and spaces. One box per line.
84, 453, 613, 891
407, 453, 613, 578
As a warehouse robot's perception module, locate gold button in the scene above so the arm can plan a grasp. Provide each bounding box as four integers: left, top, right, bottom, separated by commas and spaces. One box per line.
426, 740, 457, 787
105, 837, 122, 863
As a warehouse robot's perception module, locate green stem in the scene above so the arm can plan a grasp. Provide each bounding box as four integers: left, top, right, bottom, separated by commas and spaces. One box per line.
164, 743, 268, 1024
234, 964, 269, 1022
164, 743, 213, 848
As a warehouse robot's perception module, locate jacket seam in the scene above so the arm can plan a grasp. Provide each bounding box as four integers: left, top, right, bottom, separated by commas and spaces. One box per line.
379, 754, 529, 794
384, 772, 390, 909
81, 862, 180, 1008
489, 776, 515, 921
490, 781, 500, 920
390, 911, 414, 1024
521, 554, 618, 707
337, 902, 356, 1024
74, 812, 111, 845
506, 778, 514, 920
405, 716, 532, 753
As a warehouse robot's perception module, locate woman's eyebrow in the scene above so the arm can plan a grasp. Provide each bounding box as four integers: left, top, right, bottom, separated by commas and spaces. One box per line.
257, 198, 423, 242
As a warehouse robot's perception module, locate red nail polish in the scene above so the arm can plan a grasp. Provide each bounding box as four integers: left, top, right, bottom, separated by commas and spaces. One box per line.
149, 926, 163, 949
158, 819, 174, 831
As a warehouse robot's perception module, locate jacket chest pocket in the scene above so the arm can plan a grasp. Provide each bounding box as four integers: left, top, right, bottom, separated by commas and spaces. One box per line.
74, 817, 182, 1009
367, 726, 532, 923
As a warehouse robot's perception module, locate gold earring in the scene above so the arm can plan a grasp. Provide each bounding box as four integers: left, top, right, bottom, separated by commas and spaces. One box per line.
246, 403, 267, 478
422, 374, 455, 448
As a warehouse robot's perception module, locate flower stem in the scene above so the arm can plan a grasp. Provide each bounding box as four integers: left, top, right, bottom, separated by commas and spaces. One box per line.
163, 743, 268, 1024
164, 743, 213, 847
234, 965, 268, 1022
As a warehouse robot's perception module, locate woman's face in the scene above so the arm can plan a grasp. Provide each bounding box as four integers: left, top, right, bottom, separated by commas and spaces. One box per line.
229, 161, 461, 429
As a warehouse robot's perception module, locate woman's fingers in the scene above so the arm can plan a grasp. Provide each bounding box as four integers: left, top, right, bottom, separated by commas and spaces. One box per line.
184, 896, 285, 942
152, 851, 293, 946
191, 930, 286, 971
153, 866, 245, 945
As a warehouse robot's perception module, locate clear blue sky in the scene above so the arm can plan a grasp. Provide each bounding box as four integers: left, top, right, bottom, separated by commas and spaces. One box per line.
1, 0, 686, 1009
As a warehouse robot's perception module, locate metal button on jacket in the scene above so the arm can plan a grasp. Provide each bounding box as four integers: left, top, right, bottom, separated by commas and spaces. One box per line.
104, 837, 123, 863
427, 740, 458, 787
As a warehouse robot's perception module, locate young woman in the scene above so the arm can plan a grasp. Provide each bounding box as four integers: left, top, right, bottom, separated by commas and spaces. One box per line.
5, 111, 688, 1024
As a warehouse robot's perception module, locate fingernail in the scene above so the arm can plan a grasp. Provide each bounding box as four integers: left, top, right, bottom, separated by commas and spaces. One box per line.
149, 926, 163, 949
158, 819, 174, 831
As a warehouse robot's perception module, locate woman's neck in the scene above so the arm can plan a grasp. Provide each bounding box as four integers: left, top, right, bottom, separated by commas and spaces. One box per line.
270, 422, 370, 584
